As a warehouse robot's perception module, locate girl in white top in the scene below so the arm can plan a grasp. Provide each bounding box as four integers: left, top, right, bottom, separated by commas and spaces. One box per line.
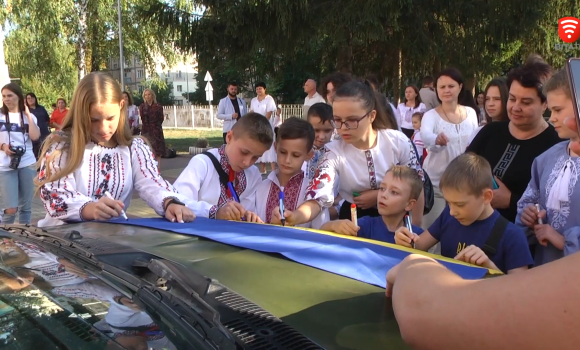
123, 91, 140, 135
36, 73, 194, 227
0, 83, 41, 224
271, 81, 425, 227
250, 82, 277, 173
397, 85, 426, 138
420, 68, 479, 228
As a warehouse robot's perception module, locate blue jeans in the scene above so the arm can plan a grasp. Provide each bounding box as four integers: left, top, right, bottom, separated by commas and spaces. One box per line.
0, 164, 37, 224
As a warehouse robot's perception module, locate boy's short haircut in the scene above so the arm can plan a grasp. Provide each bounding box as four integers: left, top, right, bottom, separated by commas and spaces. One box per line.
307, 103, 333, 124
277, 116, 315, 152
412, 112, 424, 119
231, 112, 274, 148
440, 153, 494, 196
386, 165, 423, 200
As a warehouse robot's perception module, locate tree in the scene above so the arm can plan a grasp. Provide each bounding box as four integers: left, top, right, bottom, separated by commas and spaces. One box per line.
132, 79, 174, 106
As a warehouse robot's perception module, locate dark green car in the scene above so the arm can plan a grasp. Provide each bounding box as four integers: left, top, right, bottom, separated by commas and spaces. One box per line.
0, 222, 404, 349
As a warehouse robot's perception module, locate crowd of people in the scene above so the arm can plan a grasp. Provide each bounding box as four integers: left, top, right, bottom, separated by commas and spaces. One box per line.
0, 53, 579, 347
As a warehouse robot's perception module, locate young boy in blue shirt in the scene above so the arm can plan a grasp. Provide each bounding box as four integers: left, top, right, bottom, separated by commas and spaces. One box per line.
320, 165, 423, 243
395, 153, 533, 274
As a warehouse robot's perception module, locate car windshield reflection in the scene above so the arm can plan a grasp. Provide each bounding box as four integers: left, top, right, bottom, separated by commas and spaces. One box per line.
0, 238, 176, 349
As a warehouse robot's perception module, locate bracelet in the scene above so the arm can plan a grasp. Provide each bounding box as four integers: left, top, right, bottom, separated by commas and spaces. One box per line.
163, 197, 185, 211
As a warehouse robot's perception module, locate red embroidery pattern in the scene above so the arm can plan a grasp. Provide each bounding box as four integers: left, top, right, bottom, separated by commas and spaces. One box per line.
305, 157, 332, 200
265, 172, 304, 223
365, 150, 378, 190
215, 146, 247, 209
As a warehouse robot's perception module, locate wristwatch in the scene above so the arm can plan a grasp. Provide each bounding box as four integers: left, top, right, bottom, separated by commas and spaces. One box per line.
164, 197, 186, 211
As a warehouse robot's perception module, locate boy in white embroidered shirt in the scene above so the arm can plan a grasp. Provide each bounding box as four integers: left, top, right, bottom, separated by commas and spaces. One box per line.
174, 113, 274, 221
411, 112, 427, 164
251, 117, 329, 228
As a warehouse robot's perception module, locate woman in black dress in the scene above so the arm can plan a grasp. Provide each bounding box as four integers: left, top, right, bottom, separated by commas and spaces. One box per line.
139, 88, 166, 167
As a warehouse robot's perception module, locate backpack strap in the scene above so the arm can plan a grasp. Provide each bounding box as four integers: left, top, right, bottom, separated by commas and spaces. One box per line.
202, 151, 229, 187
482, 214, 509, 257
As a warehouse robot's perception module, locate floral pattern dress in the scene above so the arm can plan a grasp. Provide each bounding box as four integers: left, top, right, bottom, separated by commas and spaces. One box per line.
139, 102, 166, 157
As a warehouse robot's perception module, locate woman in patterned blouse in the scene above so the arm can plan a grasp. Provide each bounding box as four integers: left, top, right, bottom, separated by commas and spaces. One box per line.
35, 73, 194, 227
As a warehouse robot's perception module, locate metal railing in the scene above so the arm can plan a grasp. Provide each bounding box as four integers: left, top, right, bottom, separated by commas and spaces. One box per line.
161, 104, 305, 130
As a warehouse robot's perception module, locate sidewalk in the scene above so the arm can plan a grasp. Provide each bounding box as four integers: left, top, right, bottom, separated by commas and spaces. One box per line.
29, 155, 195, 225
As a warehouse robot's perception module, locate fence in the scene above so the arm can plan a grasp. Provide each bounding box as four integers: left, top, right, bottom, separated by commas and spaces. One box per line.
161, 104, 305, 130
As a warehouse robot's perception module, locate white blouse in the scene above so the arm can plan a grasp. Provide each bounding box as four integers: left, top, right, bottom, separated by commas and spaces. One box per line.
38, 137, 187, 227
396, 102, 426, 130
250, 95, 277, 120
420, 106, 479, 187
127, 105, 140, 128
255, 170, 329, 229
305, 129, 424, 207
173, 145, 263, 218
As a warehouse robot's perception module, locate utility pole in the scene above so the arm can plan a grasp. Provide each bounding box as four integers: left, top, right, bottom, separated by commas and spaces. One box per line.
117, 0, 125, 90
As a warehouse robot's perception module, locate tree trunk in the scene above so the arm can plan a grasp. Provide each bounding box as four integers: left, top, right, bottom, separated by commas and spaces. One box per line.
432, 57, 441, 77
76, 0, 89, 81
336, 31, 353, 73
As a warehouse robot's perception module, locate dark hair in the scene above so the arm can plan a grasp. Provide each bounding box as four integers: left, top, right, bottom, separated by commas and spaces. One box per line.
56, 98, 67, 106
386, 165, 423, 200
1, 83, 26, 116
51, 103, 56, 108
334, 80, 390, 130
255, 82, 267, 90
374, 91, 398, 129
307, 102, 333, 124
422, 76, 434, 86
507, 54, 553, 103
277, 116, 315, 152
321, 72, 354, 100
440, 153, 494, 196
412, 111, 424, 120
123, 91, 134, 105
231, 112, 274, 147
365, 74, 380, 90
228, 82, 238, 87
435, 68, 478, 112
25, 92, 38, 108
404, 85, 423, 109
544, 69, 571, 99
484, 77, 509, 123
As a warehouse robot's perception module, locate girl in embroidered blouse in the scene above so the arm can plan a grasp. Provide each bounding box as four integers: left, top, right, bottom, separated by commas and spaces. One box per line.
35, 72, 194, 227
516, 69, 580, 266
272, 80, 425, 227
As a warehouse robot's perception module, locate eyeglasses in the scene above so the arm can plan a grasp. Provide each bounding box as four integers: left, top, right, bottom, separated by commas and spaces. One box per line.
331, 111, 372, 130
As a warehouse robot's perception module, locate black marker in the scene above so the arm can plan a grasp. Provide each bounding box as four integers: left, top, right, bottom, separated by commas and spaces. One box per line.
404, 214, 414, 249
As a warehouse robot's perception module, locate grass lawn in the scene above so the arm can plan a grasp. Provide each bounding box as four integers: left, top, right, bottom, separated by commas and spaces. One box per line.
163, 128, 223, 153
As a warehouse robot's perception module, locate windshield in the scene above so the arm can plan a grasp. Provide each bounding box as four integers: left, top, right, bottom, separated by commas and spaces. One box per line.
0, 238, 176, 350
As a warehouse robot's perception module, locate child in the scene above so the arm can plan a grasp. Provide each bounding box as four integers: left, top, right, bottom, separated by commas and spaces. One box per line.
36, 73, 194, 227
395, 153, 532, 274
321, 165, 423, 243
516, 69, 580, 265
253, 117, 328, 228
411, 112, 427, 164
173, 112, 274, 221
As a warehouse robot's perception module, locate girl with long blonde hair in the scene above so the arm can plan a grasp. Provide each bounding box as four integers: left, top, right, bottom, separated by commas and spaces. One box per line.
36, 73, 194, 226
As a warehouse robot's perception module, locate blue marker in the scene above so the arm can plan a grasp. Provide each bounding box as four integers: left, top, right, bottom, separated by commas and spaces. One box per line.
279, 190, 286, 226
227, 182, 245, 221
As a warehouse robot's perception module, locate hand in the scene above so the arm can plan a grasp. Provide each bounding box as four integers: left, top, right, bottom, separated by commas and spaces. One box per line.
386, 254, 439, 298
329, 219, 360, 236
216, 201, 246, 221
244, 211, 264, 223
435, 132, 449, 146
24, 105, 33, 119
394, 226, 419, 248
534, 224, 564, 249
352, 190, 378, 210
520, 204, 541, 229
271, 206, 297, 226
81, 197, 125, 221
57, 258, 89, 279
1, 143, 14, 156
232, 112, 239, 120
491, 176, 511, 209
165, 204, 195, 223
454, 245, 498, 270
564, 117, 580, 154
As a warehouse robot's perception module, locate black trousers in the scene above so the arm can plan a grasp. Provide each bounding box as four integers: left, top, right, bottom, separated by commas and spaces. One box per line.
339, 200, 380, 220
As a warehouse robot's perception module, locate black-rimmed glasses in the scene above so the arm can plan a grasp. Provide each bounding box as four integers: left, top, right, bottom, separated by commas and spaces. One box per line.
331, 111, 372, 130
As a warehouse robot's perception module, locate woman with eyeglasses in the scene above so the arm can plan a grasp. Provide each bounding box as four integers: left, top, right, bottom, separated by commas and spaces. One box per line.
271, 80, 425, 226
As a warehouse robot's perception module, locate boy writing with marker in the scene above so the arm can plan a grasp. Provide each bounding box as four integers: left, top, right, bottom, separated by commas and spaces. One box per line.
173, 113, 273, 221
320, 166, 423, 243
252, 117, 329, 228
395, 153, 532, 274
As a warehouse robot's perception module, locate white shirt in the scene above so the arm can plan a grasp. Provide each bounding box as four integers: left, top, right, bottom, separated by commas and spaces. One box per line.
255, 170, 329, 229
0, 112, 38, 171
304, 129, 424, 207
396, 102, 426, 130
37, 137, 187, 227
173, 145, 262, 218
250, 95, 277, 120
468, 125, 484, 145
303, 92, 326, 117
412, 130, 425, 159
127, 105, 140, 128
420, 107, 479, 187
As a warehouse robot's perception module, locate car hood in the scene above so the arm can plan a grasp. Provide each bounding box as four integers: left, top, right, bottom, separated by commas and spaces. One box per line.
43, 222, 406, 350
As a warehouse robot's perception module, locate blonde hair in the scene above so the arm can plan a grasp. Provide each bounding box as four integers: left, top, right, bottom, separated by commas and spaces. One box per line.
36, 73, 133, 187
142, 88, 157, 104
386, 165, 423, 200
440, 153, 493, 196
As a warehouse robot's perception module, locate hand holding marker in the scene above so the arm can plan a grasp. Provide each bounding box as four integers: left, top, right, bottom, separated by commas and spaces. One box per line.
404, 213, 414, 248
535, 203, 543, 224
227, 182, 245, 221
279, 189, 286, 226
351, 203, 358, 227
104, 191, 128, 220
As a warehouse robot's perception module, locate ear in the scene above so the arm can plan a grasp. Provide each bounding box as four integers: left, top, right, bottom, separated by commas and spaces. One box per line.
541, 100, 548, 114
404, 199, 417, 212
458, 83, 463, 91
369, 109, 377, 124
119, 99, 125, 109
273, 141, 278, 151
226, 130, 234, 144
482, 188, 493, 204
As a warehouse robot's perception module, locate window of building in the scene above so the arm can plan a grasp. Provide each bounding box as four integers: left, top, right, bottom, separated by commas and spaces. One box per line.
178, 71, 182, 78
177, 85, 182, 92
113, 63, 118, 69
137, 70, 144, 79
138, 85, 144, 94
